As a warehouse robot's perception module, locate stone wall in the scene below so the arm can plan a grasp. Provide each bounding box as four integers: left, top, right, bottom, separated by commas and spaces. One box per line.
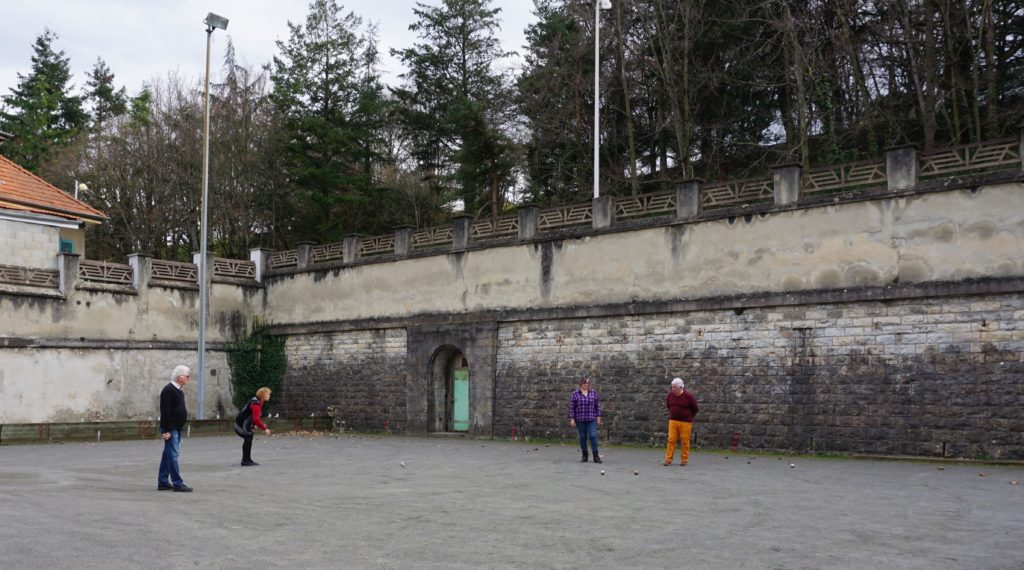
270, 284, 1023, 459
493, 291, 1023, 459
277, 329, 408, 431
4, 168, 1023, 457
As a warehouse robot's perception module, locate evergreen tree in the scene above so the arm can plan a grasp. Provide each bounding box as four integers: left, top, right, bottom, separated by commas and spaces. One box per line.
83, 57, 128, 131
393, 0, 518, 217
270, 0, 388, 243
0, 29, 87, 171
518, 0, 591, 203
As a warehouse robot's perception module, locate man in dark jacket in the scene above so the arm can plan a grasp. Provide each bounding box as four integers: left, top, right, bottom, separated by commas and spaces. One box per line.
664, 377, 699, 466
157, 365, 193, 492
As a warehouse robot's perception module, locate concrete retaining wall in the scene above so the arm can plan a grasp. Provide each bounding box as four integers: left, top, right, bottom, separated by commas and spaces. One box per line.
0, 276, 261, 422
264, 184, 1024, 326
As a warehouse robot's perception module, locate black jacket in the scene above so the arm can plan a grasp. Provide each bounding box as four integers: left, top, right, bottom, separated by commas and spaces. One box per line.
159, 383, 188, 432
234, 397, 260, 436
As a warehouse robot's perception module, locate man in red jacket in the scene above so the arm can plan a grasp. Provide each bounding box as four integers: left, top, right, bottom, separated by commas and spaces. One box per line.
665, 377, 699, 466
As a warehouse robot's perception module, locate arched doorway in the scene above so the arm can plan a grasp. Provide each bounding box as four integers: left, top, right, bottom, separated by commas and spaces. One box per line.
428, 346, 470, 432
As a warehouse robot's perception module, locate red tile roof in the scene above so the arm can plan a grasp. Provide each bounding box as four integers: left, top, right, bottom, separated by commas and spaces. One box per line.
0, 155, 106, 223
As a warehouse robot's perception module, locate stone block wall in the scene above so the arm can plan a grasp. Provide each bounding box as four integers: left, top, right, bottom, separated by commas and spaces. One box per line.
0, 219, 59, 269
494, 293, 1024, 459
278, 329, 408, 431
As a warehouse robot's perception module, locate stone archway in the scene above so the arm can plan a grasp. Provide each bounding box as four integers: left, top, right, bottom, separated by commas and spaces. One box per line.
428, 345, 469, 432
405, 323, 497, 436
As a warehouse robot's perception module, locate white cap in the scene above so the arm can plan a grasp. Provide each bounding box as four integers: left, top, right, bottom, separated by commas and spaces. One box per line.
671, 377, 684, 388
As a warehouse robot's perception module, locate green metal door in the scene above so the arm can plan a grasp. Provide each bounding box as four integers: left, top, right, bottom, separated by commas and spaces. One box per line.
453, 368, 469, 432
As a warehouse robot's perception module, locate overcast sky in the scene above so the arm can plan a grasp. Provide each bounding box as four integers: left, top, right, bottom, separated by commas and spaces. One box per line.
0, 0, 538, 100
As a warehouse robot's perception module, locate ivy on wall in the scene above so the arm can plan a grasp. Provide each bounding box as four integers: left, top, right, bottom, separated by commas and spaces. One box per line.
227, 319, 288, 411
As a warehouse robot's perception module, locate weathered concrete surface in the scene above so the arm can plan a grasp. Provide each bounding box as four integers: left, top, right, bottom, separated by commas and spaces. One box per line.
1, 435, 1022, 569
265, 184, 1024, 326
0, 349, 231, 424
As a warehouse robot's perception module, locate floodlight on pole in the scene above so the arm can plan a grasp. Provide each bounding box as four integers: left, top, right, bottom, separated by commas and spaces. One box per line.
197, 11, 228, 420
594, 0, 611, 199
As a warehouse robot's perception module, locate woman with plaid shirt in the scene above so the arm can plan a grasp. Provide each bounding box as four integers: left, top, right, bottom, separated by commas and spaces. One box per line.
569, 377, 602, 463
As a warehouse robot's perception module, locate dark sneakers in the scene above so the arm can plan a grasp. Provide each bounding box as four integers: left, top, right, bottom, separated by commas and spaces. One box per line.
593, 455, 603, 464
241, 460, 259, 466
172, 484, 193, 492
157, 483, 173, 491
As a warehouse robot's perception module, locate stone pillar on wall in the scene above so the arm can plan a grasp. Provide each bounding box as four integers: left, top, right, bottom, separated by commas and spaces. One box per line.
773, 164, 802, 206
248, 248, 271, 283
58, 252, 80, 295
518, 204, 539, 240
676, 179, 702, 220
453, 215, 473, 249
1019, 125, 1023, 171
344, 235, 361, 263
592, 195, 615, 230
128, 253, 151, 290
886, 145, 918, 191
296, 242, 315, 270
393, 226, 414, 256
192, 251, 212, 287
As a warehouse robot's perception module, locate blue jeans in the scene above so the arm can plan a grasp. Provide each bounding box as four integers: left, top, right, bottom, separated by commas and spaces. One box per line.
158, 429, 184, 487
576, 420, 599, 456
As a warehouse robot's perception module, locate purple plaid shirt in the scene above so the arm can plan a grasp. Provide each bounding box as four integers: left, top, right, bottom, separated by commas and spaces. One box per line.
569, 389, 601, 422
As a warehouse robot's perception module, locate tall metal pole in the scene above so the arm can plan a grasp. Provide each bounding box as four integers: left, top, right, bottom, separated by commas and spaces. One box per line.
593, 0, 601, 199
197, 24, 213, 420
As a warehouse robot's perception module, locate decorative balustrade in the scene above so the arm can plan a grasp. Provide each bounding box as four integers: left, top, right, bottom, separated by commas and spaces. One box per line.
614, 191, 676, 220
919, 137, 1021, 179
78, 259, 133, 285
538, 203, 593, 230
212, 257, 256, 280
701, 177, 774, 209
0, 263, 59, 288
471, 215, 519, 241
804, 159, 887, 195
152, 133, 1024, 277
359, 235, 395, 257
310, 243, 343, 264
268, 249, 299, 270
150, 259, 198, 284
411, 226, 454, 250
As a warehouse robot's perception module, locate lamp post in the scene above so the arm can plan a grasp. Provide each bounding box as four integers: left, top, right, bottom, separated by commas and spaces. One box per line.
593, 0, 611, 199
197, 12, 228, 420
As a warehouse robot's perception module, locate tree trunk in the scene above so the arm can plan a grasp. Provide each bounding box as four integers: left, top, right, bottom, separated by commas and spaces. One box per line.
783, 4, 810, 168
982, 0, 998, 137
614, 0, 639, 195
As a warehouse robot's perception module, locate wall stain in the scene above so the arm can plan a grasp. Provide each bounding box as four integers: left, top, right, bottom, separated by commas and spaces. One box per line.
448, 251, 466, 281
537, 241, 560, 302
667, 225, 687, 265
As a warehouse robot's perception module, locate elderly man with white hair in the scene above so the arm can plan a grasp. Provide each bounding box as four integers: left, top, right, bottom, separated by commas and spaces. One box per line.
157, 365, 193, 492
664, 377, 699, 466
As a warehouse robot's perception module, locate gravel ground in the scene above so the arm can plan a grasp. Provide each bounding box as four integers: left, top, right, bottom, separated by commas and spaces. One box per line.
1, 434, 1022, 569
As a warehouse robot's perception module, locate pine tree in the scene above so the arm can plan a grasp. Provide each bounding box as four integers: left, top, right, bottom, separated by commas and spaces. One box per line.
0, 29, 87, 171
393, 0, 518, 218
518, 0, 591, 203
269, 0, 388, 243
83, 57, 128, 131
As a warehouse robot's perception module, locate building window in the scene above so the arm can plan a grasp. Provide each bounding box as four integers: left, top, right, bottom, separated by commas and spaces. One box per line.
59, 238, 74, 254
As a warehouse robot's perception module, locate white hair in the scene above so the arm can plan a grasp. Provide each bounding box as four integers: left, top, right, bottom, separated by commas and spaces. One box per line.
671, 377, 684, 388
171, 365, 191, 382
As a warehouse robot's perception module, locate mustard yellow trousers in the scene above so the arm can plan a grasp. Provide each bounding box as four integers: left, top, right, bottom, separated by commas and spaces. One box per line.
665, 420, 693, 465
